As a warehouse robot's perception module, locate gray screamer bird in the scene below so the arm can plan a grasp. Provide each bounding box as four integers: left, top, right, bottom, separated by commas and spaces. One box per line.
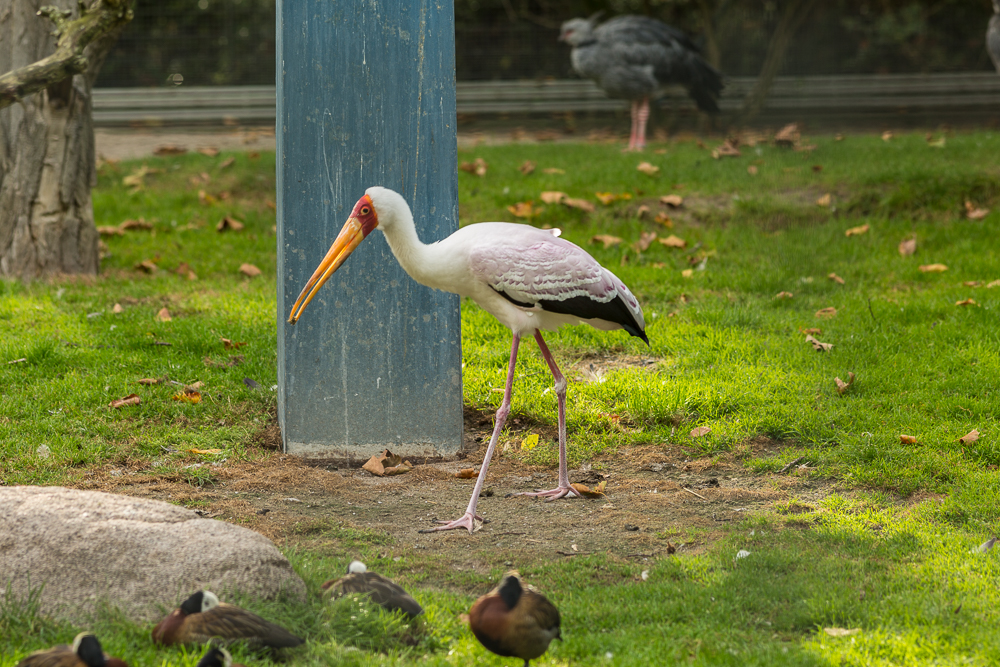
989, 0, 1000, 73
560, 14, 724, 150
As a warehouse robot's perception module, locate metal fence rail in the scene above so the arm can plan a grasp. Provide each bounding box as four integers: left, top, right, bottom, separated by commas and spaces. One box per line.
92, 73, 1000, 127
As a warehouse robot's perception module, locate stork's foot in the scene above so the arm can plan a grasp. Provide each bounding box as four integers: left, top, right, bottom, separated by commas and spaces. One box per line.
508, 486, 580, 502
418, 512, 484, 534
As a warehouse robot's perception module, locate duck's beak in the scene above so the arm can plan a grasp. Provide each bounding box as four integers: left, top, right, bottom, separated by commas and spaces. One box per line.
287, 216, 365, 324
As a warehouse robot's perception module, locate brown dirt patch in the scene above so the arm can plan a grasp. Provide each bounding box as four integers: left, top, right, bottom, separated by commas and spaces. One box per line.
65, 410, 835, 574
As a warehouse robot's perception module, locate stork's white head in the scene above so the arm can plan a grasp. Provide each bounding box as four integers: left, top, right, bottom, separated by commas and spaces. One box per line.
365, 186, 412, 234
348, 560, 367, 574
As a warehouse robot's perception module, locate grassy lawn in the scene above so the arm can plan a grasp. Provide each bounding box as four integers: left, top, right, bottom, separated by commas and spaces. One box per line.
3, 129, 1000, 665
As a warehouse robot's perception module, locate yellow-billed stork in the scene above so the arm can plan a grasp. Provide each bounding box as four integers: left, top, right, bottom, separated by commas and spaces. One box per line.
288, 187, 647, 533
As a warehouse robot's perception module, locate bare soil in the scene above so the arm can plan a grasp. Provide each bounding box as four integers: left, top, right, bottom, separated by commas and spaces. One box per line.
69, 407, 832, 574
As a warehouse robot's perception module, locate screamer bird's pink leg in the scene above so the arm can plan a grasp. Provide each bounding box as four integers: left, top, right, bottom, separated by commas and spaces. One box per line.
510, 330, 580, 501
420, 334, 521, 533
635, 97, 650, 150
626, 100, 640, 151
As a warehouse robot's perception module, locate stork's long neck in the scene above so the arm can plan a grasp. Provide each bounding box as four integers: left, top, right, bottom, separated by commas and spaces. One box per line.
378, 210, 450, 292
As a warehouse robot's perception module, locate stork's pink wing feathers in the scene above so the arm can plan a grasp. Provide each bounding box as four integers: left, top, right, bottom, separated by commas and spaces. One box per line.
467, 225, 644, 326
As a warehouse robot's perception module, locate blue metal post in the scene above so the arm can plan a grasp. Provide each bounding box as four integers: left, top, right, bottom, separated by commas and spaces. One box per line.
276, 1, 462, 460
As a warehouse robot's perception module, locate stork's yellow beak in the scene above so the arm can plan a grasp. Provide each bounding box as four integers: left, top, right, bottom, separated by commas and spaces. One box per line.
287, 216, 365, 324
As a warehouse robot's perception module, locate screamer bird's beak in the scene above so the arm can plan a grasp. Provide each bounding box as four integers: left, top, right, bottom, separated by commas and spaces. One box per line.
287, 216, 366, 324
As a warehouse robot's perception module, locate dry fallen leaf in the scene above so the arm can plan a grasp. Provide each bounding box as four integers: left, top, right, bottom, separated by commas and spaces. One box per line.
959, 429, 980, 445
815, 307, 837, 319
899, 238, 917, 256
135, 260, 158, 273
221, 337, 247, 349
570, 480, 607, 498
774, 291, 794, 299
881, 131, 893, 141
681, 268, 694, 278
97, 226, 124, 236
459, 157, 488, 177
109, 394, 140, 409
747, 165, 758, 175
172, 390, 201, 404
633, 231, 657, 252
835, 372, 856, 395
217, 216, 244, 232
188, 447, 223, 455
828, 273, 845, 285
122, 164, 159, 191
636, 205, 650, 219
919, 263, 948, 273
800, 327, 822, 335
711, 139, 741, 158
590, 234, 623, 249
845, 224, 869, 237
197, 146, 220, 157
955, 298, 978, 307
965, 200, 990, 220
824, 628, 861, 638
519, 160, 536, 175
239, 263, 262, 277
507, 201, 538, 218
137, 378, 160, 385
964, 281, 982, 288
774, 123, 801, 147
563, 197, 595, 212
595, 192, 632, 205
522, 434, 540, 450
658, 235, 687, 249
805, 335, 833, 352
636, 162, 660, 176
118, 218, 153, 232
690, 426, 711, 438
112, 303, 123, 314
384, 461, 413, 476
816, 193, 832, 207
198, 189, 217, 206
659, 194, 683, 207
156, 307, 172, 322
899, 434, 917, 444
540, 191, 567, 204
362, 449, 412, 476
219, 156, 235, 169
455, 468, 479, 479
154, 144, 187, 156
654, 212, 673, 227
542, 167, 565, 175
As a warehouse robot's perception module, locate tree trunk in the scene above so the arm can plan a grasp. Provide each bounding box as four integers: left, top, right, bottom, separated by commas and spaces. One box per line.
0, 0, 125, 279
739, 0, 818, 123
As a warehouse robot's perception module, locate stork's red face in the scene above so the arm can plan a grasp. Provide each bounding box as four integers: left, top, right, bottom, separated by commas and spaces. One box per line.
287, 194, 379, 324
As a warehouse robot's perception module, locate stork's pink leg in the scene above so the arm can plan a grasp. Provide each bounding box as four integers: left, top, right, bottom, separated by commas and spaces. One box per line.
420, 334, 521, 533
635, 97, 650, 150
510, 331, 580, 501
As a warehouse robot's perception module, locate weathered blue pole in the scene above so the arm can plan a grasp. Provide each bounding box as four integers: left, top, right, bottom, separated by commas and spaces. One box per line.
276, 1, 462, 460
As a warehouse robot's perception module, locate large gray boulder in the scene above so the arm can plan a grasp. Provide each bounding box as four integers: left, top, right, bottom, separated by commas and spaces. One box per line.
0, 486, 306, 623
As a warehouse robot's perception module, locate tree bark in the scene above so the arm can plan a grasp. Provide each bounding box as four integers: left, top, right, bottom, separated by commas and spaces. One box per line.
0, 0, 132, 280
739, 0, 818, 123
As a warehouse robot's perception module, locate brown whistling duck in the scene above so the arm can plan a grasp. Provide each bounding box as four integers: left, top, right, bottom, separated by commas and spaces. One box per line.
16, 633, 128, 667
322, 560, 424, 618
469, 572, 561, 667
195, 648, 245, 667
151, 590, 303, 649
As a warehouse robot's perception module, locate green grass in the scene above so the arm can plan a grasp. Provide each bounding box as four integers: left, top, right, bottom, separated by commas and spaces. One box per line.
4, 130, 1000, 665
